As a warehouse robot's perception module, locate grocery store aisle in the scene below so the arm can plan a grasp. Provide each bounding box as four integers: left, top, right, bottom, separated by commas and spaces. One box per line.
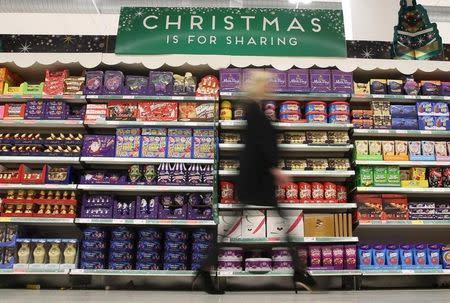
1, 289, 450, 303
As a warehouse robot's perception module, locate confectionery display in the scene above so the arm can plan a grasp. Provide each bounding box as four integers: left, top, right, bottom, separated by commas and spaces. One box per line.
353, 101, 450, 130
82, 128, 214, 159
220, 68, 353, 93
358, 243, 449, 270
1, 60, 449, 294
218, 245, 356, 273
0, 101, 85, 120
14, 238, 78, 269
218, 210, 352, 240
0, 164, 72, 184
356, 194, 450, 221
0, 224, 18, 269
356, 165, 450, 188
220, 131, 350, 145
1, 190, 78, 218
0, 132, 83, 156
80, 192, 212, 220
80, 164, 212, 186
79, 226, 212, 270
355, 139, 450, 161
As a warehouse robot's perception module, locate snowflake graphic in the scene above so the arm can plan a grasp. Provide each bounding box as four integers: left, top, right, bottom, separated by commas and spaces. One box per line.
361, 47, 374, 59
135, 10, 144, 17
63, 35, 74, 44
19, 42, 31, 53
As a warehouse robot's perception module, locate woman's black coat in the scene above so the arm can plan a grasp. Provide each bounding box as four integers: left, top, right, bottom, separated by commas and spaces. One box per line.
237, 101, 279, 207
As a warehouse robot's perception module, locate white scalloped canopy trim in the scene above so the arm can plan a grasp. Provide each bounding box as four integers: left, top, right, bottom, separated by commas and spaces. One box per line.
1, 53, 450, 73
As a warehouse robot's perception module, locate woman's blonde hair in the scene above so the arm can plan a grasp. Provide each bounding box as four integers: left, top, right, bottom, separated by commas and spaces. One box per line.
242, 70, 273, 100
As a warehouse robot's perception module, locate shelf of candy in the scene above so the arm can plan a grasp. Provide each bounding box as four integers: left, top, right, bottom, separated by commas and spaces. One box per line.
80, 164, 212, 187
84, 100, 214, 125
0, 190, 77, 218
220, 99, 351, 125
218, 245, 357, 275
355, 139, 450, 163
219, 209, 354, 243
220, 68, 353, 97
220, 130, 351, 148
357, 165, 450, 189
358, 243, 450, 272
219, 181, 348, 206
0, 224, 17, 269
352, 100, 450, 132
355, 193, 450, 222
78, 226, 211, 271
0, 68, 23, 97
352, 77, 450, 100
81, 128, 214, 160
0, 100, 85, 121
0, 132, 83, 157
79, 192, 213, 221
13, 238, 78, 272
84, 70, 218, 99
0, 165, 72, 185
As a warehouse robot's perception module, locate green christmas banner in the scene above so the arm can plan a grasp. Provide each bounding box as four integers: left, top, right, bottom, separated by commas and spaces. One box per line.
393, 0, 443, 60
115, 7, 346, 57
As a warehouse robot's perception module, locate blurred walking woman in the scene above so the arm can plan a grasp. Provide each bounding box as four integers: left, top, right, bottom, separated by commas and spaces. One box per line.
238, 70, 316, 292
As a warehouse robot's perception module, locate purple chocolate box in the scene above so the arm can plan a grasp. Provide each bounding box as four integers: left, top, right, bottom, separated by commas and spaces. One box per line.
188, 204, 213, 220
84, 71, 103, 95
25, 100, 46, 120
45, 100, 67, 120
157, 202, 187, 220
103, 71, 124, 95
287, 69, 310, 93
82, 135, 116, 157
310, 69, 332, 93
220, 68, 242, 92
135, 196, 159, 219
148, 71, 174, 96
332, 70, 353, 94
113, 199, 136, 219
265, 68, 287, 92
122, 75, 149, 95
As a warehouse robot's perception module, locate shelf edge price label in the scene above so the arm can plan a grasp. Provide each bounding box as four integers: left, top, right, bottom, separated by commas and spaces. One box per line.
123, 95, 134, 99
402, 270, 415, 274
373, 94, 385, 99
404, 95, 415, 99
411, 220, 424, 225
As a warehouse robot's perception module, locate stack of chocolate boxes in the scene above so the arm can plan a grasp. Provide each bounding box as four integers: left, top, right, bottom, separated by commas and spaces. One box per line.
109, 227, 135, 270
220, 68, 353, 93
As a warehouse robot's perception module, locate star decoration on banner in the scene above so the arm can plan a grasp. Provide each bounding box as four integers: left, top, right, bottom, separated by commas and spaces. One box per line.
362, 47, 374, 59
64, 35, 74, 44
19, 42, 31, 52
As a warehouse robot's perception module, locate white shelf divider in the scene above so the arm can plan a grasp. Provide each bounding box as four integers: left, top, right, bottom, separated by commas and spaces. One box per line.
0, 156, 80, 164
218, 203, 357, 210
220, 237, 358, 244
80, 157, 214, 165
77, 184, 213, 192
219, 170, 355, 178
220, 143, 353, 152
74, 218, 216, 226
353, 129, 450, 138
86, 120, 215, 128
0, 184, 77, 190
355, 160, 450, 167
0, 217, 75, 225
355, 187, 450, 195
0, 120, 84, 129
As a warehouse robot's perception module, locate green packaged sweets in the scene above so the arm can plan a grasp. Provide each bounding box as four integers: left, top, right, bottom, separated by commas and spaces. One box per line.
373, 166, 388, 186
387, 166, 401, 186
357, 166, 374, 187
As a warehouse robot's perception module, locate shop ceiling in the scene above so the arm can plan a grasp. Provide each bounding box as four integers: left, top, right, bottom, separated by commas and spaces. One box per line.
0, 0, 449, 15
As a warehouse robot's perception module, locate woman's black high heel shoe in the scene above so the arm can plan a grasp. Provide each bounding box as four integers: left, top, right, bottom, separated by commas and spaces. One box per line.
192, 270, 225, 295
293, 270, 316, 293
